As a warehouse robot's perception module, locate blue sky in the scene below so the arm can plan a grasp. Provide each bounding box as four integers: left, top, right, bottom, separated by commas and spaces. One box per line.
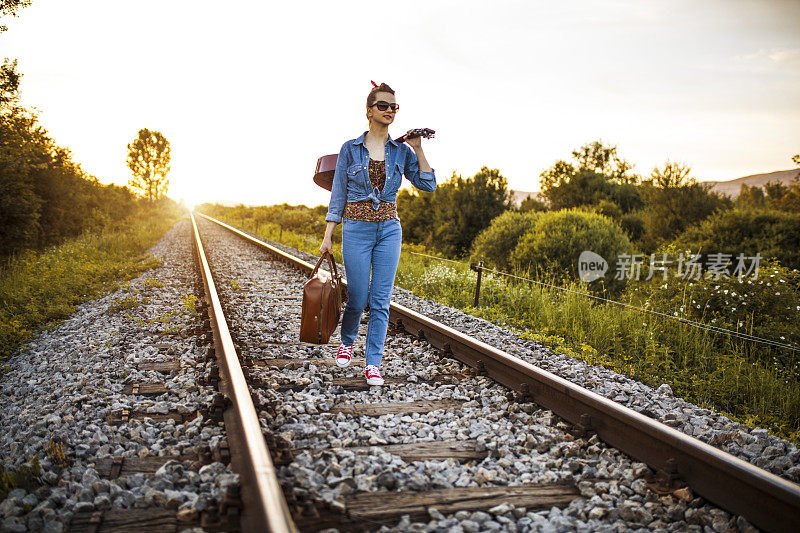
2, 0, 798, 207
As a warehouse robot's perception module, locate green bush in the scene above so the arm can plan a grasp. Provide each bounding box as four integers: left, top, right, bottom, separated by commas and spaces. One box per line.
510, 209, 633, 296
619, 211, 646, 242
594, 199, 622, 220
470, 211, 540, 270
670, 208, 800, 270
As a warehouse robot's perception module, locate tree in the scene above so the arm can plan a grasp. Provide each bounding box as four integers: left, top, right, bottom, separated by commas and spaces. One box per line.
0, 0, 32, 33
539, 140, 643, 213
431, 167, 510, 257
1, 58, 21, 108
638, 160, 731, 253
126, 128, 171, 203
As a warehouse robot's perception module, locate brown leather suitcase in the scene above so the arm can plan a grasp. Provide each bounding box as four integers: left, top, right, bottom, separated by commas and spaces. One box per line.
300, 251, 343, 344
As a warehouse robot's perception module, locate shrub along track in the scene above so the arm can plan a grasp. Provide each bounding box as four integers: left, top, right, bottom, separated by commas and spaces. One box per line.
192, 211, 800, 533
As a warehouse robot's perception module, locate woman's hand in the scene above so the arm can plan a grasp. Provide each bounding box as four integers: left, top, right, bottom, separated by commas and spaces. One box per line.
404, 129, 422, 149
319, 235, 333, 255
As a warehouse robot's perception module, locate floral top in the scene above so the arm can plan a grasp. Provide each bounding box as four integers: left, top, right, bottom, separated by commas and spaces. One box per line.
343, 158, 398, 221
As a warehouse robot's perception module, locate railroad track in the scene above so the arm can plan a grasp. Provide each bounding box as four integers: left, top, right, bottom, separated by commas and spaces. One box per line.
183, 211, 800, 533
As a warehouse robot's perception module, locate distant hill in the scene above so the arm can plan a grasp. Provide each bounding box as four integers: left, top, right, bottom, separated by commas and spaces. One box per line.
702, 169, 799, 198
509, 169, 799, 206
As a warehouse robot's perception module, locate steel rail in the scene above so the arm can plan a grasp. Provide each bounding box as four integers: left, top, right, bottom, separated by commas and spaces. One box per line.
190, 212, 297, 533
198, 211, 800, 533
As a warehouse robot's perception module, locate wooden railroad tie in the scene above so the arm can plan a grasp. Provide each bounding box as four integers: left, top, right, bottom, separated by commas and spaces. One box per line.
136, 361, 181, 374
330, 399, 466, 417
109, 410, 198, 426
69, 507, 241, 533
291, 481, 581, 532
94, 455, 198, 479
274, 439, 489, 466
122, 383, 168, 396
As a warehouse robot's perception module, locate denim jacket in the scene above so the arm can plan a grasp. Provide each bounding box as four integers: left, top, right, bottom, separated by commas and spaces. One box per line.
325, 131, 437, 223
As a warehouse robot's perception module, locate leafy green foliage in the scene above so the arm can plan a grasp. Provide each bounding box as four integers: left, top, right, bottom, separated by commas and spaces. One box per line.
1, 60, 140, 258
510, 210, 633, 296
127, 128, 171, 203
670, 208, 800, 270
396, 189, 434, 245
539, 140, 643, 213
0, 0, 32, 33
470, 211, 540, 270
518, 194, 548, 213
637, 161, 732, 253
397, 166, 510, 257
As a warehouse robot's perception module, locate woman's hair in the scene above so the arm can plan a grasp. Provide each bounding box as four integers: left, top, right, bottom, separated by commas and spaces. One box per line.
366, 82, 395, 108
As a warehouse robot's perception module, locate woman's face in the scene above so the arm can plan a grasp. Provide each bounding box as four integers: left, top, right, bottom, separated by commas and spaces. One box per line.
367, 91, 397, 126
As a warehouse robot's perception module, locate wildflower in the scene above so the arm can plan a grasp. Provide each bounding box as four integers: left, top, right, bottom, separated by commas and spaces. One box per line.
776, 292, 781, 296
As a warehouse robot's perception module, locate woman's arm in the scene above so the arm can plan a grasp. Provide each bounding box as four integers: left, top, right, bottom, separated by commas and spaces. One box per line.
403, 140, 436, 192
321, 143, 349, 254
319, 221, 337, 255
325, 143, 349, 224
408, 140, 432, 172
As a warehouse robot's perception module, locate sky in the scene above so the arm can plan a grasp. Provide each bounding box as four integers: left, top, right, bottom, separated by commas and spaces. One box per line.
2, 0, 799, 208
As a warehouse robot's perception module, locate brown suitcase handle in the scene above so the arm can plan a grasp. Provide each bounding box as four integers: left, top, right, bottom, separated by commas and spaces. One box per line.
311, 250, 340, 281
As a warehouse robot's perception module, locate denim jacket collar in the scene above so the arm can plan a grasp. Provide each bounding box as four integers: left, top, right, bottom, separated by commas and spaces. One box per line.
352, 131, 399, 148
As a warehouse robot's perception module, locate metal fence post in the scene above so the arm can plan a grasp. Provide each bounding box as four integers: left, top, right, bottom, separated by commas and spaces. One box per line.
470, 260, 484, 307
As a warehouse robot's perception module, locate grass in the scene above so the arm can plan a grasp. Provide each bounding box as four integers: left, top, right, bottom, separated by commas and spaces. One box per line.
0, 210, 183, 361
209, 209, 800, 445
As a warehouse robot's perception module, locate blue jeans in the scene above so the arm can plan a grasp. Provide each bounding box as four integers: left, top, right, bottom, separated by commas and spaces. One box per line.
340, 217, 402, 367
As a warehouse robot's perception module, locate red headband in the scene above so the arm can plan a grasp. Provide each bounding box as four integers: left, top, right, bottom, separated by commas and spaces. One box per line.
370, 80, 379, 89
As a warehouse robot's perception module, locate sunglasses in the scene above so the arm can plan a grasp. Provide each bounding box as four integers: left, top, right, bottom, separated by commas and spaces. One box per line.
372, 100, 399, 112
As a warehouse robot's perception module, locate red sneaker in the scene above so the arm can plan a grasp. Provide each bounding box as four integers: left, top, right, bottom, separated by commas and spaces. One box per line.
365, 365, 384, 386
336, 343, 353, 368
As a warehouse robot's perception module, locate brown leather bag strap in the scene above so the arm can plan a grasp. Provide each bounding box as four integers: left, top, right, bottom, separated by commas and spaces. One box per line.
310, 251, 340, 280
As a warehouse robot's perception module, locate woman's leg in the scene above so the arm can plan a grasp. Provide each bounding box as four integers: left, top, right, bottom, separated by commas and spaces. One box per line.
340, 220, 376, 346
365, 218, 402, 366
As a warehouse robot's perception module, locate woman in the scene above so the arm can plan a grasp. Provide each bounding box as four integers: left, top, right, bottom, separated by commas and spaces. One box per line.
319, 82, 436, 385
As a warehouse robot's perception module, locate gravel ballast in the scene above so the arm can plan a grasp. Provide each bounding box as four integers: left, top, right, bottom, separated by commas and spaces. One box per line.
0, 218, 237, 533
